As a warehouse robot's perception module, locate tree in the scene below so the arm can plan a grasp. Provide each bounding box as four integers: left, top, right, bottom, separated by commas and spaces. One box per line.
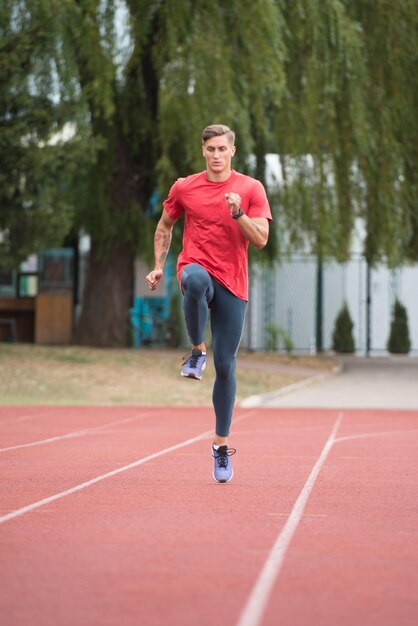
332, 302, 355, 353
275, 0, 367, 261
387, 299, 411, 354
274, 1, 418, 266
3, 1, 417, 345
0, 1, 92, 271
346, 1, 418, 265
61, 0, 286, 346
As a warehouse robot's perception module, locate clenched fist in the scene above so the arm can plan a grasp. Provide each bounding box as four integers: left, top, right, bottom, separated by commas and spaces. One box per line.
145, 269, 163, 291
225, 192, 242, 217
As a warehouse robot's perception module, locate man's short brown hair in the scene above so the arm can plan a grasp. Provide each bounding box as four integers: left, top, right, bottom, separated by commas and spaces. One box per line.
202, 124, 235, 145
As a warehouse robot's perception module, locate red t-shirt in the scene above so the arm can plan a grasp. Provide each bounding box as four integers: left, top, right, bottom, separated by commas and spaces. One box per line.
163, 170, 272, 300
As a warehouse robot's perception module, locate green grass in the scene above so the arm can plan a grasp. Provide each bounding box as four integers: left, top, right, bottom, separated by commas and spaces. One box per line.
0, 344, 336, 406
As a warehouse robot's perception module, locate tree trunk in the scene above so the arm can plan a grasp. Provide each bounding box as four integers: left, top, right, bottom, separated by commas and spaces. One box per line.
74, 241, 134, 347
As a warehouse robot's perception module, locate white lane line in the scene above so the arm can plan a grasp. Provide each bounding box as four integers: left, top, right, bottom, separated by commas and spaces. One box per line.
0, 410, 52, 424
0, 410, 159, 453
236, 412, 344, 626
0, 432, 213, 524
335, 428, 418, 444
0, 410, 256, 525
17, 411, 52, 422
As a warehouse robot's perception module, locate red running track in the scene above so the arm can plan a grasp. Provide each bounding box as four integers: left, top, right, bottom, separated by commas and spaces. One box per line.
0, 405, 417, 626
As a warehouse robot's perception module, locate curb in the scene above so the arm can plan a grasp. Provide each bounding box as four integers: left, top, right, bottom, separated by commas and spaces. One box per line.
240, 365, 342, 408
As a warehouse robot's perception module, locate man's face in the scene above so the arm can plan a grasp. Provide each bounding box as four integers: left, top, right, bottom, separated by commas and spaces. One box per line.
202, 135, 236, 177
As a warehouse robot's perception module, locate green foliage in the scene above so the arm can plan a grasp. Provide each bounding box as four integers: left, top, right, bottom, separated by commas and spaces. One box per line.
332, 302, 355, 353
2, 1, 417, 267
275, 0, 418, 265
155, 1, 285, 179
265, 322, 294, 353
0, 0, 94, 270
346, 1, 418, 264
48, 0, 285, 260
1, 0, 417, 345
276, 0, 367, 260
387, 299, 411, 355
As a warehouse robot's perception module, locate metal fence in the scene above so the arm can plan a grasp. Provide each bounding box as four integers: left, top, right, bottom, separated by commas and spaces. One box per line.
242, 254, 418, 355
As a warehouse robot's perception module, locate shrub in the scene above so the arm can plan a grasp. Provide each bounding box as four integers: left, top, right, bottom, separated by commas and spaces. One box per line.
265, 322, 294, 353
332, 302, 355, 353
387, 299, 411, 354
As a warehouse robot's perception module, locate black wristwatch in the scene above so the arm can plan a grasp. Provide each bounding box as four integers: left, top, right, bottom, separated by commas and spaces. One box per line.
232, 208, 244, 220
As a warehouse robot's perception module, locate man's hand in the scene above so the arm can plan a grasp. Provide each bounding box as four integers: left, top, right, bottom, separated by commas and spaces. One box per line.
146, 269, 163, 291
225, 191, 269, 249
225, 192, 242, 217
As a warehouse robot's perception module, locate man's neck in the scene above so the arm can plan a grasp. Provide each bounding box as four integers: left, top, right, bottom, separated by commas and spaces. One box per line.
206, 168, 233, 182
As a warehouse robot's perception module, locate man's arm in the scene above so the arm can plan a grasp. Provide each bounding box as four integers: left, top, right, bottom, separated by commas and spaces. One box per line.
145, 209, 177, 290
235, 215, 269, 249
225, 193, 269, 249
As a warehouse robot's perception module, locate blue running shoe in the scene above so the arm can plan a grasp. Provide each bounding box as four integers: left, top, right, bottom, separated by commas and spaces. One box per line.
212, 445, 236, 483
181, 349, 206, 380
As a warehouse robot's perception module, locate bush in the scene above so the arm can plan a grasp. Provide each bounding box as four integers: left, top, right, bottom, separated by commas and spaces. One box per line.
265, 322, 294, 353
387, 299, 411, 354
332, 302, 355, 353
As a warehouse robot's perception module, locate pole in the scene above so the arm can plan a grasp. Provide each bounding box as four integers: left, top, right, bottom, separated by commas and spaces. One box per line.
316, 256, 323, 353
366, 263, 371, 356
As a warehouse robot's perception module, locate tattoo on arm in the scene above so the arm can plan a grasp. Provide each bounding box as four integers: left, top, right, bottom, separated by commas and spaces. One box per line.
155, 227, 172, 266
155, 230, 172, 248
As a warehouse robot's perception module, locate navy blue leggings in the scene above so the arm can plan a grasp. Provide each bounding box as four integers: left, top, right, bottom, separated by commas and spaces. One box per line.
181, 264, 247, 437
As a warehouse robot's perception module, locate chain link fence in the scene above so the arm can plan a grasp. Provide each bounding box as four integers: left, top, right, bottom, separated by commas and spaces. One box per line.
242, 254, 418, 355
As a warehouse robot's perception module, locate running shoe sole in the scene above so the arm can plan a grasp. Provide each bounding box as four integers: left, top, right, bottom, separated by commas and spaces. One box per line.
181, 362, 206, 380
212, 467, 234, 484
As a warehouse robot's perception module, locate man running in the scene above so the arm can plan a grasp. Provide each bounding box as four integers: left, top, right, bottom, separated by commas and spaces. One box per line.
146, 124, 271, 483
